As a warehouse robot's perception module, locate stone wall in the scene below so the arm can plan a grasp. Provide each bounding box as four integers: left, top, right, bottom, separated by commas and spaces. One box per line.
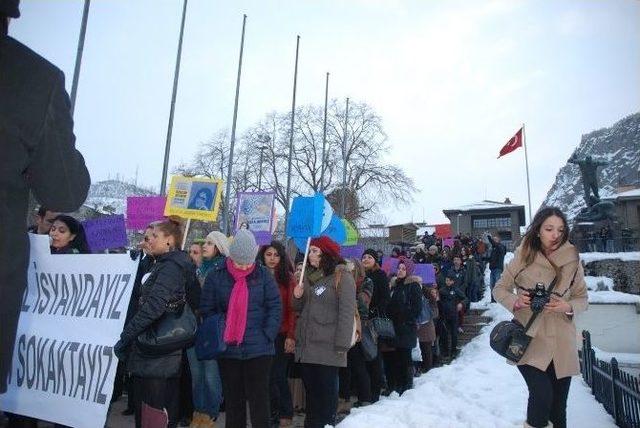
584, 259, 640, 294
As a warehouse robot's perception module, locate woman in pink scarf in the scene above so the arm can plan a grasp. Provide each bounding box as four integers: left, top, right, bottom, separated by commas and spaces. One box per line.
199, 230, 282, 428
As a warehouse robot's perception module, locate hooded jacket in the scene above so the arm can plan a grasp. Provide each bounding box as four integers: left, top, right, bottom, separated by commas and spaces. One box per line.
292, 264, 357, 367
387, 275, 423, 348
492, 241, 588, 378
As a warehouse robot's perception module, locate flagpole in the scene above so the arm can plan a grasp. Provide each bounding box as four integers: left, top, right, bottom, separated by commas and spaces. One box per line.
522, 123, 533, 223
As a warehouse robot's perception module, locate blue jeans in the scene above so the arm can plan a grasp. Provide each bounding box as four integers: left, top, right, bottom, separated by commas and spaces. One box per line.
490, 268, 503, 301
186, 346, 223, 419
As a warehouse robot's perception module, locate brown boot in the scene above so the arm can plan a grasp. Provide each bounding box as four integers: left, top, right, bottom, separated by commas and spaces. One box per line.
279, 417, 293, 427
337, 398, 352, 414
189, 411, 204, 428
200, 414, 216, 428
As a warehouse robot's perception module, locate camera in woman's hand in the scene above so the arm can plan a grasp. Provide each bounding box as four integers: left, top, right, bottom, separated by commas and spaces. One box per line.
529, 283, 551, 314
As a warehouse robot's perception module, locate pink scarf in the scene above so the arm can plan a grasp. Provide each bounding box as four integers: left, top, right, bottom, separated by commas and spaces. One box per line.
224, 258, 255, 345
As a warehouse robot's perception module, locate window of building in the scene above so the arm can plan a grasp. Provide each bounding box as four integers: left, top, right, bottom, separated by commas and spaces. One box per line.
472, 216, 511, 229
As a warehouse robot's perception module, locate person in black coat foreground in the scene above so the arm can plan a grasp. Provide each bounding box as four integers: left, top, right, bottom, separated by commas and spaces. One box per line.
386, 257, 422, 395
0, 0, 90, 394
114, 218, 195, 428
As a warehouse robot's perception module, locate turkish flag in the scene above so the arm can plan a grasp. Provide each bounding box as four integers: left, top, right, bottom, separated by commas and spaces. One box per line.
498, 127, 523, 158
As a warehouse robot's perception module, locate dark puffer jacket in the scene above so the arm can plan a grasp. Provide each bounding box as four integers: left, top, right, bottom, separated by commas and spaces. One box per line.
200, 262, 281, 360
367, 267, 390, 318
438, 285, 467, 320
119, 250, 194, 378
387, 276, 422, 349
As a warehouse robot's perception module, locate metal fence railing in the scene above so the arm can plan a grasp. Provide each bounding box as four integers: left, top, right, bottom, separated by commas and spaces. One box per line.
579, 330, 640, 427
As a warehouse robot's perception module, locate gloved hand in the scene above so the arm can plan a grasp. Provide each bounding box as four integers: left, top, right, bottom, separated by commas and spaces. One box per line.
114, 339, 130, 361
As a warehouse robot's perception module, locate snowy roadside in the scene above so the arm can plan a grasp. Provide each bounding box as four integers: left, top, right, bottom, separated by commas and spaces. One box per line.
337, 303, 617, 428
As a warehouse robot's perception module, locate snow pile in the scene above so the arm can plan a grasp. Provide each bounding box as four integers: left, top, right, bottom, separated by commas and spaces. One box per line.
584, 276, 615, 291
338, 303, 616, 428
580, 252, 640, 263
592, 346, 640, 366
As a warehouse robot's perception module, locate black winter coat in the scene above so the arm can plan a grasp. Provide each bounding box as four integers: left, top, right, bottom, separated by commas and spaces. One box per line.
488, 237, 507, 270
387, 276, 422, 349
200, 262, 281, 360
119, 250, 194, 378
438, 285, 467, 320
0, 35, 90, 391
367, 268, 390, 318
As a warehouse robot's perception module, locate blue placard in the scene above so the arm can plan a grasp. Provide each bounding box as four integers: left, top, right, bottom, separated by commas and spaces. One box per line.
322, 214, 347, 245
286, 194, 325, 238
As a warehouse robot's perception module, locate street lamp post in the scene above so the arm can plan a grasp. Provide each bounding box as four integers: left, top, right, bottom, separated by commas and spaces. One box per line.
257, 144, 268, 191
457, 213, 462, 235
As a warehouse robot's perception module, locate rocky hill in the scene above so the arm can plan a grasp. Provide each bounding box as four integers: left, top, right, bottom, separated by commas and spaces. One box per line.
84, 179, 156, 214
542, 112, 640, 221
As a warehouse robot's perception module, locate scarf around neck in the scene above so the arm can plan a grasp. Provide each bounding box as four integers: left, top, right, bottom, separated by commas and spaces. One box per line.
224, 258, 256, 345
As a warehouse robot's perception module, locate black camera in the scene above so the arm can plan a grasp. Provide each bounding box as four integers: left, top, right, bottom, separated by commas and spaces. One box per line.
529, 283, 550, 314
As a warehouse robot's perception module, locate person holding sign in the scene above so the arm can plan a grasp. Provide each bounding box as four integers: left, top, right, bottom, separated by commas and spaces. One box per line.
114, 217, 194, 428
292, 236, 356, 428
199, 230, 282, 428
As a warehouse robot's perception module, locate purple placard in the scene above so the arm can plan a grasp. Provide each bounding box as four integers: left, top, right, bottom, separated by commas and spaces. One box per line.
253, 231, 273, 247
414, 263, 436, 284
381, 257, 400, 276
82, 215, 128, 253
127, 196, 167, 230
341, 244, 365, 259
443, 238, 455, 248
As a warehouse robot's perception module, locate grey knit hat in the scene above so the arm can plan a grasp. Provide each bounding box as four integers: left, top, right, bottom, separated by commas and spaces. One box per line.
229, 229, 258, 265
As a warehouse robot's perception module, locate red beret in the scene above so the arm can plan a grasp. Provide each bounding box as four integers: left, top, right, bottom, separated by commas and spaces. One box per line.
309, 236, 341, 259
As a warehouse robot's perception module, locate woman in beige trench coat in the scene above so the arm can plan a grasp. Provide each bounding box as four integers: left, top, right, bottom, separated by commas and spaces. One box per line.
493, 207, 588, 428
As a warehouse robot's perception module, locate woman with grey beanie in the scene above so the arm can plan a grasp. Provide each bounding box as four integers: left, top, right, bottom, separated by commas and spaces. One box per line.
199, 229, 282, 428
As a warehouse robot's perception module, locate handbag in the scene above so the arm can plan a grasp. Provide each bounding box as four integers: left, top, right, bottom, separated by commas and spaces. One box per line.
136, 297, 197, 355
371, 312, 396, 340
360, 319, 378, 361
489, 272, 560, 363
195, 313, 227, 360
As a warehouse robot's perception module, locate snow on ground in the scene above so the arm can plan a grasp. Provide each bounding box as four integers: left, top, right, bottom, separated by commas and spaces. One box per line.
592, 346, 640, 366
584, 276, 615, 291
584, 275, 640, 304
338, 302, 616, 428
580, 252, 640, 263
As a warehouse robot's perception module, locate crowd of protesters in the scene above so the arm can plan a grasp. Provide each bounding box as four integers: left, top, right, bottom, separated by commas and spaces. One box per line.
11, 207, 511, 428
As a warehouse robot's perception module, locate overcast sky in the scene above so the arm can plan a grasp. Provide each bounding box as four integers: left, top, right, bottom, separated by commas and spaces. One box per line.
11, 0, 640, 225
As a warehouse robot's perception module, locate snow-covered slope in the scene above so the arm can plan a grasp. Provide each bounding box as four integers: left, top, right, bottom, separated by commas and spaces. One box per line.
338, 303, 616, 428
84, 180, 155, 214
543, 112, 640, 221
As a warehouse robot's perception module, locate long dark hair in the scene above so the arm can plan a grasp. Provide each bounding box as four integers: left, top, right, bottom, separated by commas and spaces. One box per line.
319, 252, 345, 277
53, 215, 90, 254
258, 240, 293, 286
520, 206, 570, 265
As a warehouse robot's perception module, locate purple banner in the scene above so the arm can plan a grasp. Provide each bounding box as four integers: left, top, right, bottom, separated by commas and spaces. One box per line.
443, 238, 455, 248
340, 244, 365, 259
414, 263, 436, 284
126, 196, 166, 230
381, 257, 400, 276
253, 231, 273, 247
82, 215, 128, 253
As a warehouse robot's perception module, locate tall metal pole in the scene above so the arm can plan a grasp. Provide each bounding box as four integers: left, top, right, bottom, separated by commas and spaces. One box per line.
223, 14, 248, 234
69, 0, 91, 117
160, 0, 189, 195
522, 123, 533, 223
340, 97, 350, 217
319, 72, 329, 193
283, 35, 300, 236
258, 146, 265, 191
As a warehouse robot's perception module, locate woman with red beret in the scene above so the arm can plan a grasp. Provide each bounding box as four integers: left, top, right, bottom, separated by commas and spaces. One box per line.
292, 236, 356, 428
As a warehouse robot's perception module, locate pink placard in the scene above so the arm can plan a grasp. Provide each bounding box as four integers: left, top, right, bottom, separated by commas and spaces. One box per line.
126, 196, 167, 230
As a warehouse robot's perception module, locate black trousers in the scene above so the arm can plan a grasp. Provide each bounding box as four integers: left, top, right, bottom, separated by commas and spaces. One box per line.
339, 343, 372, 403
419, 341, 433, 372
441, 317, 458, 356
270, 334, 294, 419
301, 363, 339, 428
218, 356, 272, 428
518, 363, 572, 428
389, 348, 412, 395
179, 352, 193, 420
365, 351, 384, 402
133, 376, 181, 428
